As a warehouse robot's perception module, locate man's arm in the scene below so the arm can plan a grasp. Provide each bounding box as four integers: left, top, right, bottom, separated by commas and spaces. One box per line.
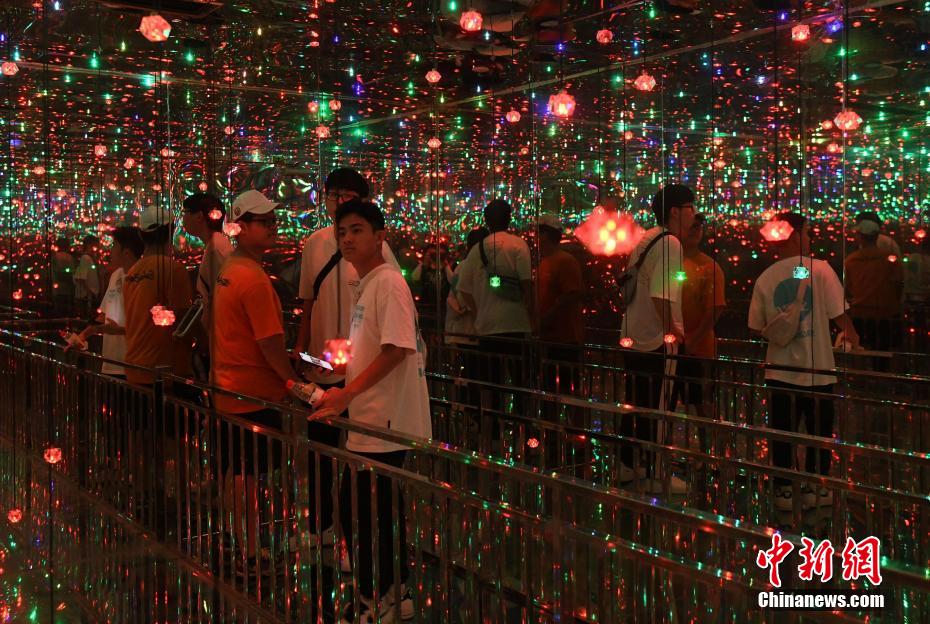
541, 289, 582, 325
652, 297, 685, 342
831, 313, 861, 349
257, 333, 301, 385
313, 344, 409, 416
294, 299, 313, 356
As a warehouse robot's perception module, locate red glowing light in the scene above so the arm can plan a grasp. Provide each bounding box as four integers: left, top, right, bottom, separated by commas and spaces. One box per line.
821, 120, 834, 130
307, 101, 320, 114
6, 509, 22, 524
315, 125, 331, 139
915, 229, 927, 240
460, 10, 483, 32
574, 207, 644, 256
323, 339, 353, 367
329, 99, 342, 111
123, 158, 135, 169
596, 29, 614, 44
834, 109, 863, 131
548, 90, 576, 118
224, 125, 235, 135
1, 61, 18, 77
150, 305, 176, 327
44, 447, 62, 465
526, 437, 540, 449
207, 209, 222, 220
634, 71, 657, 92
791, 24, 811, 42
888, 255, 898, 263
826, 142, 841, 154
33, 165, 45, 175
11, 289, 22, 301
198, 182, 209, 192
425, 69, 442, 84
427, 137, 442, 149
620, 337, 634, 348
664, 334, 677, 345
94, 144, 107, 157
139, 14, 171, 43
505, 110, 521, 123
760, 220, 795, 242
223, 222, 241, 236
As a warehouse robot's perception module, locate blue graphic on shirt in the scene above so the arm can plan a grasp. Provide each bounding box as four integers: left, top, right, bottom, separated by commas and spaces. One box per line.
772, 277, 813, 339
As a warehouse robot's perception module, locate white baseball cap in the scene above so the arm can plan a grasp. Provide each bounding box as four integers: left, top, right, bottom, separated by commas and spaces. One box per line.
230, 190, 279, 221
537, 213, 563, 232
140, 204, 173, 232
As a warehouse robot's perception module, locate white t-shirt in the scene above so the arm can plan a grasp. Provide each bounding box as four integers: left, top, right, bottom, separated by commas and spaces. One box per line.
298, 225, 399, 383
444, 264, 478, 345
74, 253, 100, 300
99, 268, 127, 375
748, 256, 847, 387
620, 227, 685, 352
457, 231, 532, 336
345, 263, 432, 453
197, 232, 233, 302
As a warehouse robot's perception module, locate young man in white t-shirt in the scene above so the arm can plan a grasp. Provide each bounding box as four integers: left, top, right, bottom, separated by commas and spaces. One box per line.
314, 199, 429, 624
618, 184, 694, 494
294, 168, 399, 545
76, 227, 144, 377
73, 234, 102, 319
748, 212, 860, 512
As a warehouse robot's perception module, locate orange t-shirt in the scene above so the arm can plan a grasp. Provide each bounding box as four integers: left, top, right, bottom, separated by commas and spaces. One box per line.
122, 254, 194, 385
680, 252, 726, 357
211, 255, 288, 414
538, 249, 584, 344
844, 247, 904, 319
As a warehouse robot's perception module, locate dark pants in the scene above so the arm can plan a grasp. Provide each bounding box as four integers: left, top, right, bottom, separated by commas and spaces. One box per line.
541, 343, 582, 395
768, 381, 835, 488
340, 450, 408, 598
852, 316, 899, 352
308, 381, 344, 534
621, 348, 670, 474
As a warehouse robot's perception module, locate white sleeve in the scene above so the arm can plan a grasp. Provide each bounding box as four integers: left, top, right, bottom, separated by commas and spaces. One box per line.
515, 240, 532, 281
297, 237, 315, 301
457, 248, 478, 296
748, 282, 767, 331
377, 275, 419, 351
648, 238, 683, 302
382, 241, 401, 269
821, 263, 849, 320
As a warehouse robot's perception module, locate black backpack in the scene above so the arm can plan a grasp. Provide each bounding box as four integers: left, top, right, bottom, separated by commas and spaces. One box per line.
616, 231, 670, 311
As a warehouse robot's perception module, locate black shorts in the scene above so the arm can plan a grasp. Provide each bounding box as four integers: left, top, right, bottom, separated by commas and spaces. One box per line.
218, 408, 283, 476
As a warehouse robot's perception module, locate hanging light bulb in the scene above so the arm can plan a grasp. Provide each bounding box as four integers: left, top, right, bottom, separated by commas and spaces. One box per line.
596, 29, 613, 44
307, 101, 320, 114
620, 337, 634, 348
44, 447, 62, 465
12, 289, 23, 301
123, 157, 135, 169
6, 509, 22, 524
199, 182, 210, 192
427, 137, 442, 149
548, 90, 576, 118
208, 209, 222, 220
94, 144, 107, 157
224, 125, 235, 136
425, 69, 442, 84
634, 71, 657, 92
760, 220, 794, 242
33, 165, 45, 175
139, 14, 171, 43
315, 125, 331, 139
1, 61, 19, 77
505, 110, 521, 123
791, 24, 811, 42
460, 10, 483, 32
329, 99, 342, 111
834, 109, 863, 132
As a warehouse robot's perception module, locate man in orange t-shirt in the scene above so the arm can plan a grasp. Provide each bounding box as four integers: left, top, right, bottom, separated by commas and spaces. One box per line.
211, 190, 300, 564
673, 214, 726, 414
123, 205, 194, 387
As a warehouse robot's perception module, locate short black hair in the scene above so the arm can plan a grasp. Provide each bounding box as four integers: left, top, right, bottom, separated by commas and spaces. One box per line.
538, 224, 562, 243
335, 198, 385, 231
774, 211, 807, 235
82, 234, 100, 248
183, 193, 225, 232
466, 227, 489, 250
855, 211, 881, 226
325, 168, 369, 198
484, 199, 512, 232
54, 237, 69, 250
651, 184, 694, 225
112, 226, 144, 258
141, 224, 173, 247
859, 231, 879, 244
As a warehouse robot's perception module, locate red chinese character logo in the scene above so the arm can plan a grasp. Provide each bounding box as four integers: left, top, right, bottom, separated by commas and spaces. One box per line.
797, 537, 835, 582
841, 536, 882, 585
756, 533, 795, 588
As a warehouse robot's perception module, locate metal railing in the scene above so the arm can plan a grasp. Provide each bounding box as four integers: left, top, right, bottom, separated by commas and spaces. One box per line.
0, 330, 926, 622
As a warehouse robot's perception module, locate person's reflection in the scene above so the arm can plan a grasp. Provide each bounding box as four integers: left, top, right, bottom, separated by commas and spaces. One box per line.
844, 219, 903, 354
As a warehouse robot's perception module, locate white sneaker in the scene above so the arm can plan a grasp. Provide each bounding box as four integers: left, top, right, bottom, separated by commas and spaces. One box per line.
644, 475, 687, 495
775, 486, 815, 511
619, 463, 647, 482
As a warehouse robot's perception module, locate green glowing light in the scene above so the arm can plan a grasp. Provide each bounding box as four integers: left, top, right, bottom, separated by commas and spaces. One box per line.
489, 275, 502, 288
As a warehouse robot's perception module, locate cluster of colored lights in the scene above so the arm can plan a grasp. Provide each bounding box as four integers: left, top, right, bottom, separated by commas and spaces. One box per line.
150, 305, 176, 327
574, 208, 644, 256
323, 339, 352, 367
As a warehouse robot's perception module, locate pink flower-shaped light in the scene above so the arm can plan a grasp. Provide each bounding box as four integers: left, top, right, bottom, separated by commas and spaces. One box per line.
634, 71, 657, 92
150, 305, 176, 327
1, 61, 19, 77
460, 10, 483, 32
208, 209, 223, 220
834, 109, 863, 132
548, 90, 576, 118
329, 99, 342, 111
505, 110, 521, 123
315, 125, 331, 139
307, 101, 320, 114
427, 137, 442, 149
6, 509, 22, 524
425, 69, 442, 84
139, 14, 171, 43
791, 24, 811, 42
760, 220, 794, 242
44, 447, 62, 465
574, 207, 644, 256
223, 222, 241, 236
123, 158, 135, 169
94, 144, 107, 157
596, 29, 613, 44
